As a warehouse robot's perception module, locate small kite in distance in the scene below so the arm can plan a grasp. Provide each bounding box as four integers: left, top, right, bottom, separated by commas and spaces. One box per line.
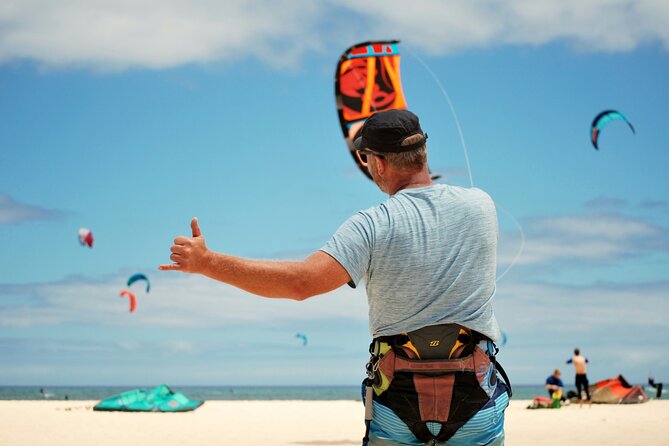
119, 290, 137, 313
591, 110, 635, 150
295, 333, 308, 347
499, 332, 508, 348
127, 273, 150, 293
78, 228, 94, 248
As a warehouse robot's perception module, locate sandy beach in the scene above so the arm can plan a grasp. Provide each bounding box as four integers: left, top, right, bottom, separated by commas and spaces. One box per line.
1, 399, 667, 446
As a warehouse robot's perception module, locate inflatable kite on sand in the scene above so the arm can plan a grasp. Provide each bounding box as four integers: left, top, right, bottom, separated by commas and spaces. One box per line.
586, 375, 649, 404
93, 385, 204, 412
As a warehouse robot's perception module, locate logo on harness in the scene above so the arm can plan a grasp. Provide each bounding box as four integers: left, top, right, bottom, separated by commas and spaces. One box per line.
429, 340, 440, 347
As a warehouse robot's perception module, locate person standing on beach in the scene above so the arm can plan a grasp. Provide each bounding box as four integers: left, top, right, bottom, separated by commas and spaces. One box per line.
159, 109, 509, 446
567, 348, 590, 402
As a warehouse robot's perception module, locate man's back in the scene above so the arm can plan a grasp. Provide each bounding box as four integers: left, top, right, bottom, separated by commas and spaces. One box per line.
570, 355, 588, 374
321, 184, 500, 340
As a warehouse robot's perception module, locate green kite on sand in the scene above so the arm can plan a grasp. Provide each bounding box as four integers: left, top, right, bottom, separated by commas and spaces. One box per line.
93, 384, 204, 412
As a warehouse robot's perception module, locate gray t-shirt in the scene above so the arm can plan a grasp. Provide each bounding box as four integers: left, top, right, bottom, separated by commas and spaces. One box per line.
320, 184, 500, 341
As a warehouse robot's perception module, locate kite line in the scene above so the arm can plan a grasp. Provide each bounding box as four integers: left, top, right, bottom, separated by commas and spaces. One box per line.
405, 45, 525, 283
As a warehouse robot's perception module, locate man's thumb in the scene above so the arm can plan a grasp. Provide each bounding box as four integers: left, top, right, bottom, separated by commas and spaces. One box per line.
191, 217, 202, 237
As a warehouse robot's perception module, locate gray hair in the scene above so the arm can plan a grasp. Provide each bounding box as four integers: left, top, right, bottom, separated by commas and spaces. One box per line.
383, 133, 427, 172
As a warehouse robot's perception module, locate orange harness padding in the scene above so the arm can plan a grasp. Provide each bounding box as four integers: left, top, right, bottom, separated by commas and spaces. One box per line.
363, 324, 510, 444
377, 344, 492, 427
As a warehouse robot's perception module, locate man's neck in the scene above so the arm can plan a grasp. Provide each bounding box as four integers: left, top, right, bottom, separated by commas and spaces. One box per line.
387, 172, 433, 195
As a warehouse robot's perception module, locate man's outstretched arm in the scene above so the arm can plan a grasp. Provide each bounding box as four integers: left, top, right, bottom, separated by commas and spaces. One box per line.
158, 218, 351, 300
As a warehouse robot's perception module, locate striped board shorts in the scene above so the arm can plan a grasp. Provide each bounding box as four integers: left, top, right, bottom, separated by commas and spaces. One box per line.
364, 380, 509, 446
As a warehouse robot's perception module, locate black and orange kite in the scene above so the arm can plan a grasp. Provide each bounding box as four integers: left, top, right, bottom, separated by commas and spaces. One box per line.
335, 41, 408, 179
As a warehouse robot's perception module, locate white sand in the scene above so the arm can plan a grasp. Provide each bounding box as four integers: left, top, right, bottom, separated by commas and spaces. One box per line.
1, 399, 667, 446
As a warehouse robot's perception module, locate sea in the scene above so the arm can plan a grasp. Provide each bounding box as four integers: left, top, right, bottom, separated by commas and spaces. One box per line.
0, 385, 665, 401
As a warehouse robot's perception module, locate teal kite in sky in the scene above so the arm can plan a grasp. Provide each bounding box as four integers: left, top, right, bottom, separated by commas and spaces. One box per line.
295, 333, 308, 346
591, 110, 635, 150
127, 273, 150, 292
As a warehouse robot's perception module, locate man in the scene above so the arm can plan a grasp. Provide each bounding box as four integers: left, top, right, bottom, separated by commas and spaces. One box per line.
159, 109, 508, 445
567, 348, 590, 402
545, 369, 564, 398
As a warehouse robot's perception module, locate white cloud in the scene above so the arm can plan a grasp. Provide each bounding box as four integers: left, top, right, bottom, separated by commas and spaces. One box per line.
339, 0, 669, 54
537, 213, 660, 239
584, 196, 628, 209
0, 0, 324, 71
493, 279, 669, 383
0, 1, 668, 71
497, 211, 668, 269
496, 279, 669, 332
2, 204, 668, 384
0, 271, 369, 329
0, 272, 372, 384
2, 241, 668, 384
638, 200, 668, 211
0, 193, 62, 224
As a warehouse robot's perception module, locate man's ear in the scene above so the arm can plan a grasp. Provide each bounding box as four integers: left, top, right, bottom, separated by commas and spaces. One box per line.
375, 156, 386, 176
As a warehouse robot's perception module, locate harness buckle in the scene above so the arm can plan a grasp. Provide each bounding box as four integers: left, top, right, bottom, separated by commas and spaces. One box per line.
365, 344, 382, 385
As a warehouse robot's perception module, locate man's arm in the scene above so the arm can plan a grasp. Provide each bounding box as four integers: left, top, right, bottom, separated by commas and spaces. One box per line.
158, 218, 351, 300
197, 250, 350, 299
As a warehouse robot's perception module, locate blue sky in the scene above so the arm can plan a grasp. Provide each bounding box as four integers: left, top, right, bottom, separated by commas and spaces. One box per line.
1, 1, 668, 386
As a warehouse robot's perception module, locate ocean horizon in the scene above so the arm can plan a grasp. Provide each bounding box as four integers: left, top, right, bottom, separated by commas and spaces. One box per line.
1, 384, 665, 401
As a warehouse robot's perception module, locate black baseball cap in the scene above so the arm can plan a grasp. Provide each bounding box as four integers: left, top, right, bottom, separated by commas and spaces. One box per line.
353, 109, 427, 153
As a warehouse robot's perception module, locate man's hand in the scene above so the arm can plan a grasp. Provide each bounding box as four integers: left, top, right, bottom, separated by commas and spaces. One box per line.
158, 217, 209, 274
158, 218, 351, 299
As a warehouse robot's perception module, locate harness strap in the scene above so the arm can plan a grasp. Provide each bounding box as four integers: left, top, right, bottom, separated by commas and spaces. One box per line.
492, 357, 513, 397
362, 382, 373, 446
392, 355, 476, 374
362, 340, 382, 446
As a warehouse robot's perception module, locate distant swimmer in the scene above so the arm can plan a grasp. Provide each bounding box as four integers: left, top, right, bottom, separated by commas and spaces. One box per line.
567, 348, 591, 404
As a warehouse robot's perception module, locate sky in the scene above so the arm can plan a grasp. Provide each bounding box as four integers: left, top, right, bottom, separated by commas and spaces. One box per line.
1, 0, 668, 387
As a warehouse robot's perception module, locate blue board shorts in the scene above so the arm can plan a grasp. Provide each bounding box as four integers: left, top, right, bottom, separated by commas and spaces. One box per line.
364, 380, 509, 446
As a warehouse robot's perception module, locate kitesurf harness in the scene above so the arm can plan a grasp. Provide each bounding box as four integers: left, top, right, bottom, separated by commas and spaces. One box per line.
362, 324, 512, 445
